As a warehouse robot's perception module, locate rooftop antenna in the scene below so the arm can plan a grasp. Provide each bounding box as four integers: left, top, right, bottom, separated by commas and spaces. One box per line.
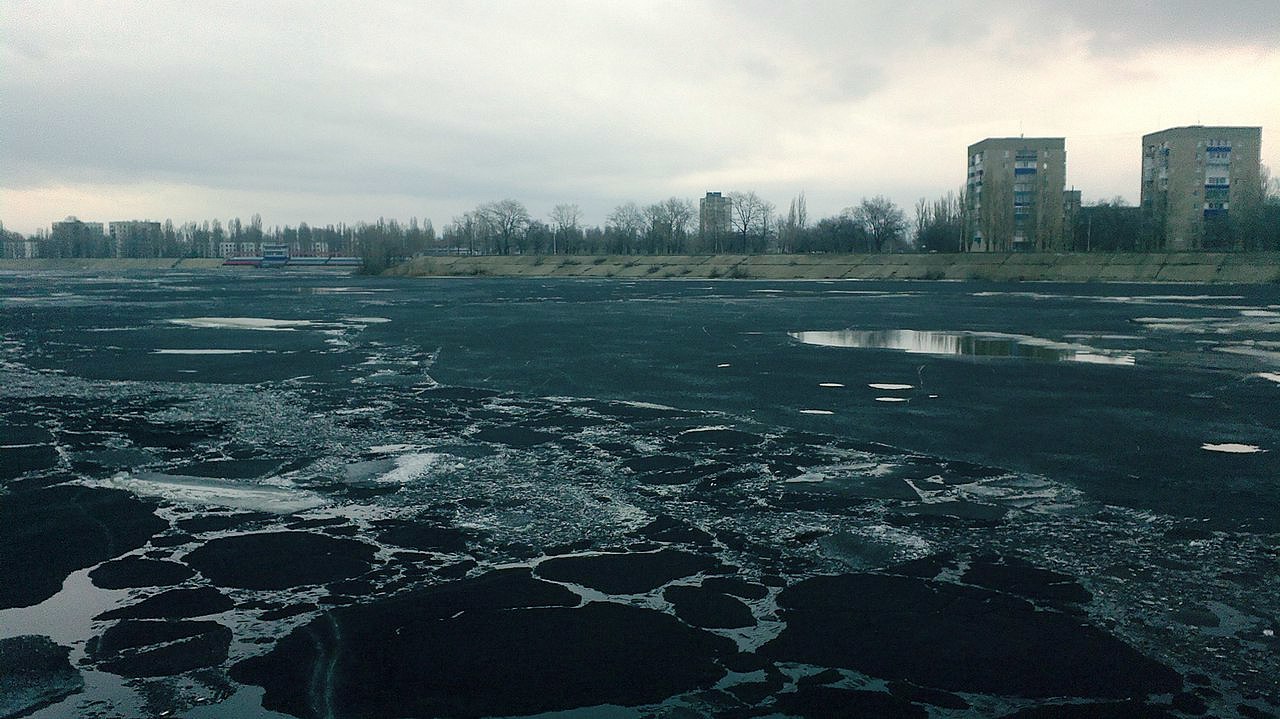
1019, 119, 1024, 138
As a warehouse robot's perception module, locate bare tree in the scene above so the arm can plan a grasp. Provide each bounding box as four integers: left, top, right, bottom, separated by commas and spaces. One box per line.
479, 199, 530, 255
915, 190, 965, 252
727, 191, 775, 253
643, 197, 695, 254
606, 202, 645, 254
549, 203, 582, 255
848, 196, 907, 253
780, 192, 808, 253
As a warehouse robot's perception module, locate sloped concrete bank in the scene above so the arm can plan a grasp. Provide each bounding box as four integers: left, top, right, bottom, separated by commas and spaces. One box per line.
386, 252, 1280, 283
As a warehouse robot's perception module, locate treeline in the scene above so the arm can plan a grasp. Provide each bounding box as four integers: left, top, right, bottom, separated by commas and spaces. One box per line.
436, 193, 915, 260
7, 177, 1280, 266
13, 214, 439, 264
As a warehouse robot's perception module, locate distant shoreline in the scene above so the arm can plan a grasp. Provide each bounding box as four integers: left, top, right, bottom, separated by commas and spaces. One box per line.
3, 252, 1279, 283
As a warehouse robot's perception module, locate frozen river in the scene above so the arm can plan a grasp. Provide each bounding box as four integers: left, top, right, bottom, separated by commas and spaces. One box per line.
1, 270, 1277, 718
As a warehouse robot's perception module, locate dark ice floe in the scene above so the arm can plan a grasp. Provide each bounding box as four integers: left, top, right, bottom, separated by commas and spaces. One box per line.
789, 329, 1136, 365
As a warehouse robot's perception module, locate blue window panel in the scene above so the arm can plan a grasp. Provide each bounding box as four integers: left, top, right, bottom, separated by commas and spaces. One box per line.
1014, 167, 1037, 175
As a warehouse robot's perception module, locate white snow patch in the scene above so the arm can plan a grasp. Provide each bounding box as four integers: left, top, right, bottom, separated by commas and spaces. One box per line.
619, 400, 679, 411
369, 444, 417, 454
1201, 443, 1267, 454
152, 349, 264, 355
868, 383, 913, 390
784, 473, 827, 483
716, 363, 731, 368
679, 426, 731, 436
818, 382, 845, 388
93, 472, 327, 514
1071, 353, 1136, 366
1253, 372, 1280, 384
874, 397, 909, 403
799, 409, 834, 415
168, 317, 316, 331
376, 453, 459, 483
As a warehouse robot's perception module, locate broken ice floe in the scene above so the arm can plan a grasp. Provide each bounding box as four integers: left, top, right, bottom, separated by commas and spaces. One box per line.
92, 472, 328, 514
345, 452, 459, 484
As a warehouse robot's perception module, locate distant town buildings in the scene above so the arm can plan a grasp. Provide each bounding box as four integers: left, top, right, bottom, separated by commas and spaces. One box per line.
1140, 125, 1263, 250
965, 137, 1067, 252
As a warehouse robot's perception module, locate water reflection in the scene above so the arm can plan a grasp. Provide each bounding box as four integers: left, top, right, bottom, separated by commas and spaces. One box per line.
789, 329, 1135, 366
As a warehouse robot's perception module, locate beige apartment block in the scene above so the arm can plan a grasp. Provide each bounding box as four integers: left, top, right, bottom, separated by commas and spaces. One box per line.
965, 137, 1067, 252
1140, 126, 1263, 250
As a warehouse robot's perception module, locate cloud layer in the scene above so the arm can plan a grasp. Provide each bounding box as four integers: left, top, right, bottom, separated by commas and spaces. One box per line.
3, 1, 1278, 232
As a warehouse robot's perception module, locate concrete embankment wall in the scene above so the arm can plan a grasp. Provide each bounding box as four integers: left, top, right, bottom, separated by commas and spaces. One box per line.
0, 258, 229, 272
4, 253, 1278, 283
386, 252, 1280, 283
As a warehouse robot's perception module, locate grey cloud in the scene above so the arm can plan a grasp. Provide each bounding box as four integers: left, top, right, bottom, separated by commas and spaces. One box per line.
2, 1, 1276, 232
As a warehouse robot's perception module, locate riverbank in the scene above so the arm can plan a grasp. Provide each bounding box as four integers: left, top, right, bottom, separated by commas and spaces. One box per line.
386, 251, 1280, 283
4, 252, 1279, 283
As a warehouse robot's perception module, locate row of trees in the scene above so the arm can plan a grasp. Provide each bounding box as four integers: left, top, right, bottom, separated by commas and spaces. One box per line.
438, 193, 912, 259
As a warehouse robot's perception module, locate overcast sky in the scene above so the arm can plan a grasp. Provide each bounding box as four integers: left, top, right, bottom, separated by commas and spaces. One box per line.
3, 1, 1278, 234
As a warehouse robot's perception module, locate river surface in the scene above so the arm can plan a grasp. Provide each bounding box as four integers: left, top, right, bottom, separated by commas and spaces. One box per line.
1, 271, 1277, 718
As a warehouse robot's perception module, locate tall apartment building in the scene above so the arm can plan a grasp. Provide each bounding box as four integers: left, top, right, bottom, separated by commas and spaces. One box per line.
699, 191, 731, 243
965, 137, 1067, 252
1140, 125, 1263, 250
